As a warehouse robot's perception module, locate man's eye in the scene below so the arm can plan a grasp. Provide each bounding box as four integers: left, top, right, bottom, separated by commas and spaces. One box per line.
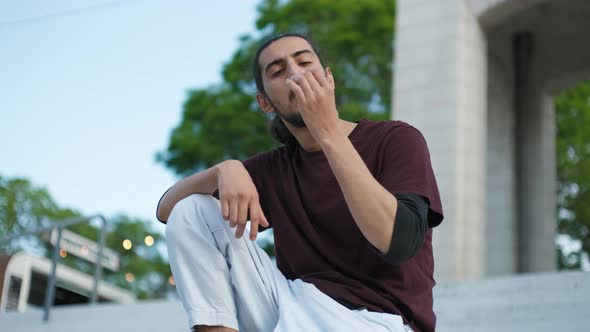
300, 61, 311, 66
272, 69, 283, 77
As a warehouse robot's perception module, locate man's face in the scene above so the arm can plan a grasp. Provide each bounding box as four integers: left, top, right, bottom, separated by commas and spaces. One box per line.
257, 36, 330, 128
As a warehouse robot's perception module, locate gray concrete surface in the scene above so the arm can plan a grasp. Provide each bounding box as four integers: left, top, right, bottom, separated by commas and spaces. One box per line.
435, 271, 590, 332
1, 271, 587, 332
0, 299, 187, 332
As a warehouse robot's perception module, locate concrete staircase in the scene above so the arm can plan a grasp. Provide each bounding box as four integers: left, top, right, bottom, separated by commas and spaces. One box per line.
1, 271, 588, 331
434, 271, 590, 332
0, 299, 187, 332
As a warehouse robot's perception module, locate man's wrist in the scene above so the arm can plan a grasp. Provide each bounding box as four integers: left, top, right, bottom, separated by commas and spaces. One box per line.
318, 129, 348, 152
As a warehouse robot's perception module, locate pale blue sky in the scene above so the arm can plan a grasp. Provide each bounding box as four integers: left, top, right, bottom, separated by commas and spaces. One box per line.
0, 0, 260, 231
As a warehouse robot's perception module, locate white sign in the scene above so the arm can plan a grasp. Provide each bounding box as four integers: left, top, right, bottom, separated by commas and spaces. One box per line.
49, 229, 120, 271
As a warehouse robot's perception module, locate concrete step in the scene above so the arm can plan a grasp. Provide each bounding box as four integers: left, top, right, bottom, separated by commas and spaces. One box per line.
434, 271, 590, 332
1, 271, 588, 332
0, 299, 187, 332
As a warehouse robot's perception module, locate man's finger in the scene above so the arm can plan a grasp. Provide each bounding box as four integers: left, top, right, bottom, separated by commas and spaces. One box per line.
246, 203, 263, 240
257, 205, 270, 228
286, 78, 306, 103
221, 198, 229, 220
260, 213, 270, 228
229, 199, 238, 227
250, 202, 270, 228
291, 73, 313, 99
235, 224, 246, 239
237, 199, 248, 225
305, 71, 321, 91
249, 219, 259, 241
311, 68, 329, 87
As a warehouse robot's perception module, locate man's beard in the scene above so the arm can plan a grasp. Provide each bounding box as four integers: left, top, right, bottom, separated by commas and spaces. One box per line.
267, 92, 306, 128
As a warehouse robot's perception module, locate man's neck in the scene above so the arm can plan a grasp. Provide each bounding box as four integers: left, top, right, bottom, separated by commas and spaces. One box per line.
284, 119, 357, 152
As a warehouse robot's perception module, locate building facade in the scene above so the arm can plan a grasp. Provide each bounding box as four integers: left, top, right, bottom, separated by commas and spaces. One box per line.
393, 0, 590, 281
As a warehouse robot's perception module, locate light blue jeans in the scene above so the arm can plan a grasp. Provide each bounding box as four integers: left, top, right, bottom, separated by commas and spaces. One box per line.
166, 194, 410, 332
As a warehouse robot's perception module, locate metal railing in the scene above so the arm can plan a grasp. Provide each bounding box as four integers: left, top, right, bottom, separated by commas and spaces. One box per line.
0, 214, 108, 322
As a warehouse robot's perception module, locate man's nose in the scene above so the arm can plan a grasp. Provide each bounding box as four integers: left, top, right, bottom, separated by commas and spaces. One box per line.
286, 61, 306, 78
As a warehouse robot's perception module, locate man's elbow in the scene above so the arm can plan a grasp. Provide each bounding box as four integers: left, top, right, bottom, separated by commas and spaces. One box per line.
156, 208, 168, 224
156, 196, 171, 224
156, 188, 173, 224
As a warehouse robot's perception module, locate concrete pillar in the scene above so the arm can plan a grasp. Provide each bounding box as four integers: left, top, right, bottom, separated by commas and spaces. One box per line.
482, 3, 559, 275
485, 50, 518, 275
514, 35, 557, 271
393, 0, 488, 281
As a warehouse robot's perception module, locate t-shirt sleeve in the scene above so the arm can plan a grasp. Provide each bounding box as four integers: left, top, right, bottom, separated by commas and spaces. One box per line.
241, 154, 273, 231
378, 123, 444, 227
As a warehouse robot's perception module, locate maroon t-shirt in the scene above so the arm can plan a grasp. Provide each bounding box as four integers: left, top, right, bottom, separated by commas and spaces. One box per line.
242, 119, 444, 332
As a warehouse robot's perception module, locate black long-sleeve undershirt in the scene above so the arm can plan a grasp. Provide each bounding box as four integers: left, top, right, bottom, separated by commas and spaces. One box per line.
380, 193, 430, 265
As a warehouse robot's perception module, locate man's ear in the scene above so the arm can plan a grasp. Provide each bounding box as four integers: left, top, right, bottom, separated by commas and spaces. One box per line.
256, 93, 274, 114
325, 67, 335, 89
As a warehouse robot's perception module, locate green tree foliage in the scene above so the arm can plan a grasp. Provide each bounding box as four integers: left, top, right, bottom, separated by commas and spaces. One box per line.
0, 175, 78, 253
157, 0, 396, 175
555, 80, 590, 269
62, 215, 171, 300
101, 215, 171, 300
0, 175, 172, 299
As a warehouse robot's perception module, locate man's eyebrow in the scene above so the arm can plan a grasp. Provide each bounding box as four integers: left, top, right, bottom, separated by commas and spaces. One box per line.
292, 49, 313, 58
264, 49, 314, 73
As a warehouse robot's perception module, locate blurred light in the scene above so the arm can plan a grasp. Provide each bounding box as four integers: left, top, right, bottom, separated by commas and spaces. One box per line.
59, 248, 67, 258
168, 276, 175, 286
80, 245, 89, 256
122, 239, 132, 250
144, 235, 154, 246
125, 273, 135, 283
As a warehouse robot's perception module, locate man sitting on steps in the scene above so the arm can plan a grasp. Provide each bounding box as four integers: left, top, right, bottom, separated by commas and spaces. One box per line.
156, 33, 444, 332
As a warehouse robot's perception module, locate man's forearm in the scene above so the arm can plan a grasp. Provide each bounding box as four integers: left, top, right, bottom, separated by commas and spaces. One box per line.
319, 131, 397, 253
156, 165, 220, 222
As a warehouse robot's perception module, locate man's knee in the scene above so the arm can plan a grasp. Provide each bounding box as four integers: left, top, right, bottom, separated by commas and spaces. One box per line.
174, 194, 216, 215
165, 194, 218, 239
